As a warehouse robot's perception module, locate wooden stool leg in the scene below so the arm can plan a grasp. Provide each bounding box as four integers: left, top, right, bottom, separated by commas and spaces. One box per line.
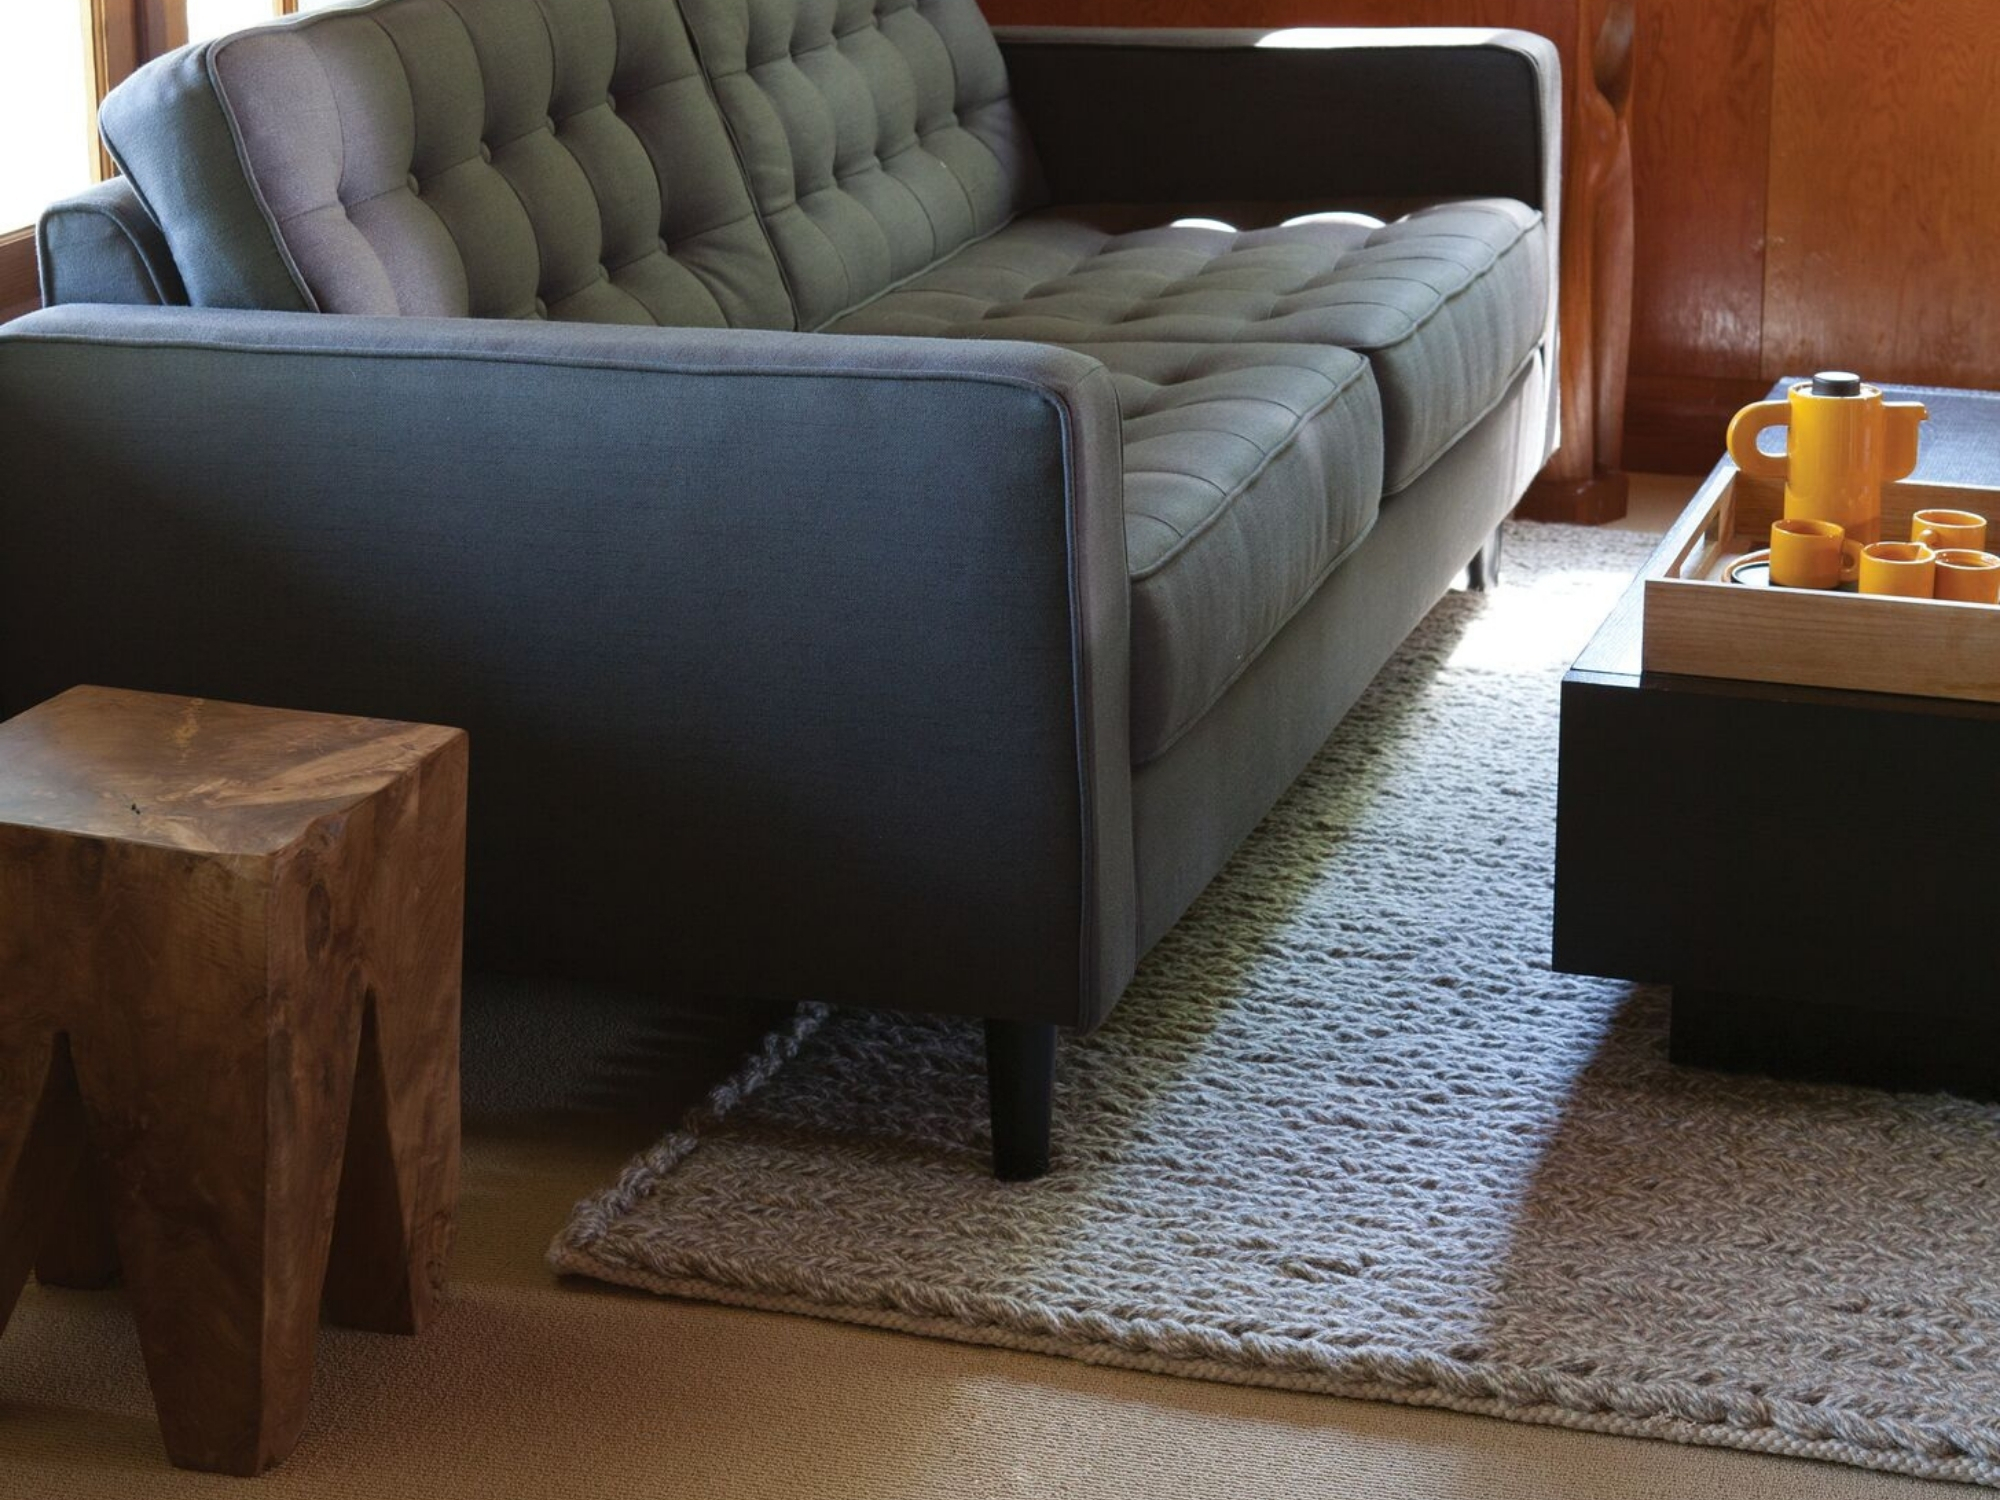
323, 995, 460, 1334
1, 1033, 88, 1333
317, 723, 463, 1338
80, 1031, 353, 1476
35, 1149, 121, 1290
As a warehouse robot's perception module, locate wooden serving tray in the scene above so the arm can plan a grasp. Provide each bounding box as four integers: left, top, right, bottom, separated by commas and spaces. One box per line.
1642, 472, 2000, 703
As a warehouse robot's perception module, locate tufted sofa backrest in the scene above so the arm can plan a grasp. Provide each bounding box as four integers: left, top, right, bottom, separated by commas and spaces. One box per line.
678, 0, 1044, 330
101, 0, 797, 325
98, 0, 1042, 329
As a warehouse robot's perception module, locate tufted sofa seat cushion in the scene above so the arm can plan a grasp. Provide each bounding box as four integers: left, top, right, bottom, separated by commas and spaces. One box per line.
827, 198, 1547, 493
679, 0, 1044, 331
1075, 342, 1383, 763
101, 0, 797, 326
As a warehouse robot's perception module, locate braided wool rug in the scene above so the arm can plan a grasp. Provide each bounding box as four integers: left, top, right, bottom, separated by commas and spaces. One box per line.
552, 521, 2000, 1487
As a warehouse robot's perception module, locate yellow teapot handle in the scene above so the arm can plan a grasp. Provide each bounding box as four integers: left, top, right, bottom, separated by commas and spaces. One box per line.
1727, 400, 1791, 479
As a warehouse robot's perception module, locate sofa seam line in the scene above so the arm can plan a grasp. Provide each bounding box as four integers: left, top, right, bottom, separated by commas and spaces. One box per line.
366, 10, 462, 313
204, 37, 325, 312
1342, 216, 1540, 347
1124, 425, 1282, 448
676, 13, 804, 330
1056, 365, 1107, 1031
2, 326, 1112, 398
37, 203, 178, 307
1380, 341, 1544, 495
811, 210, 1026, 331
1132, 505, 1382, 766
917, 0, 1003, 237
1122, 467, 1230, 493
1125, 362, 1369, 581
591, 93, 733, 326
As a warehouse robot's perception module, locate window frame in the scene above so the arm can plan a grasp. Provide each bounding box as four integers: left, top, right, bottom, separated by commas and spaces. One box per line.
0, 229, 38, 321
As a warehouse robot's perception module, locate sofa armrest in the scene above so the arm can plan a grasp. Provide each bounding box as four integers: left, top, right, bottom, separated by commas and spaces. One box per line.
996, 26, 1560, 220
0, 306, 1136, 1027
37, 178, 189, 309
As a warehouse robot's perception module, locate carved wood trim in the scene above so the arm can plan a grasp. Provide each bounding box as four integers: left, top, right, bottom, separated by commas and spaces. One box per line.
1521, 0, 1635, 522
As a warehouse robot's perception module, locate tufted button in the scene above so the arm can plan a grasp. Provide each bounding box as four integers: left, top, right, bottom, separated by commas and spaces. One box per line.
478, 141, 493, 164
405, 172, 420, 195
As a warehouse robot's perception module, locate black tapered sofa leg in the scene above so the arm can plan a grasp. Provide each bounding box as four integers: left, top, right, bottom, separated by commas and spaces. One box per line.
984, 1018, 1057, 1181
1466, 524, 1505, 592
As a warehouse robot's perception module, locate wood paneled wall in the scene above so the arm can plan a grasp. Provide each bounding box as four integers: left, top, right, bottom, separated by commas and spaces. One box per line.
1633, 0, 2000, 468
985, 0, 2000, 474
1619, 0, 1772, 469
1763, 0, 2000, 389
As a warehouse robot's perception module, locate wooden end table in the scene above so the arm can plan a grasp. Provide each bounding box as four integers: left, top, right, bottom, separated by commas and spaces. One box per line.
1553, 382, 2000, 1099
0, 686, 466, 1474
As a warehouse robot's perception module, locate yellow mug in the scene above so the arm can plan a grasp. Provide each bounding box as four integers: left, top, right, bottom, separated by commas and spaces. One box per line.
1727, 372, 1927, 546
1857, 541, 1936, 598
1768, 518, 1860, 589
1933, 548, 2000, 604
1911, 508, 1987, 551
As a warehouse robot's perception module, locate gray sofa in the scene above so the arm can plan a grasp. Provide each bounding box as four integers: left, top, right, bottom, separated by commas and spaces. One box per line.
0, 0, 1559, 1178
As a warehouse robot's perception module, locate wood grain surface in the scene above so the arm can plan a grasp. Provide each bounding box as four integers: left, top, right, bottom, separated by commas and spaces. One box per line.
0, 687, 465, 1476
1627, 0, 1775, 385
1763, 0, 2000, 387
32, 1149, 121, 1290
1520, 0, 1635, 519
0, 686, 455, 853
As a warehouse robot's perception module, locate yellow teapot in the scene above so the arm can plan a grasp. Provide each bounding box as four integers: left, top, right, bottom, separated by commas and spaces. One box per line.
1726, 373, 1927, 546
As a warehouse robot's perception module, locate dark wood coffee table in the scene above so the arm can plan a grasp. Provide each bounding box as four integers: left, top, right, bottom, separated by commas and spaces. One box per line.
1554, 381, 2000, 1099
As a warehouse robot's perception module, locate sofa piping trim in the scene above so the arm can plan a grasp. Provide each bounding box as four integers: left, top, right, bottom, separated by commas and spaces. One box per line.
1382, 334, 1544, 496
35, 203, 181, 309
203, 34, 325, 312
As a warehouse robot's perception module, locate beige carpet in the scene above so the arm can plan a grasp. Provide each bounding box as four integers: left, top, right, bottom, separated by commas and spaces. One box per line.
0, 514, 1970, 1498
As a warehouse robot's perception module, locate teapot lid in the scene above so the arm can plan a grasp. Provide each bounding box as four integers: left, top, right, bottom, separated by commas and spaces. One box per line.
1811, 371, 1863, 397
